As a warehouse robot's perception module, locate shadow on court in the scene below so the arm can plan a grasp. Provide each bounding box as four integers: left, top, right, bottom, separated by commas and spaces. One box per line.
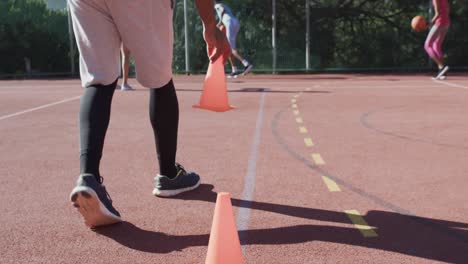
176, 87, 332, 94
96, 184, 468, 262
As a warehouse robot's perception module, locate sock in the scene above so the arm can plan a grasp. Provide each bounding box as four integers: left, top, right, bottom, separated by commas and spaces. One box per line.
79, 80, 117, 178
149, 79, 179, 179
438, 65, 444, 70
232, 66, 238, 73
242, 60, 249, 67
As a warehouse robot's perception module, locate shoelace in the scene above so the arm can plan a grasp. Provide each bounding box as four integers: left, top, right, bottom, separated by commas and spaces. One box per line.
175, 163, 187, 175
97, 176, 113, 204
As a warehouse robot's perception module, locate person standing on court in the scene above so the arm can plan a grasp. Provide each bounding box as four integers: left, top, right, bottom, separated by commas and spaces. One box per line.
214, 0, 253, 78
118, 44, 134, 91
68, 0, 231, 228
425, 0, 450, 80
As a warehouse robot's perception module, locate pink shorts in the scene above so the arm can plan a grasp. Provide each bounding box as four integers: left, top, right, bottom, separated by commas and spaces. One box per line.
69, 0, 174, 88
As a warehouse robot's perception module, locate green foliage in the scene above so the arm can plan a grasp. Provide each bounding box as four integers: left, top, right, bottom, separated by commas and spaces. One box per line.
174, 0, 467, 71
0, 0, 70, 75
1, 0, 466, 75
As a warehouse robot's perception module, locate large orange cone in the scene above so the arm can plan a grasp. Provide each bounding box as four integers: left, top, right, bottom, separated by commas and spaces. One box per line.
193, 57, 235, 112
206, 192, 244, 264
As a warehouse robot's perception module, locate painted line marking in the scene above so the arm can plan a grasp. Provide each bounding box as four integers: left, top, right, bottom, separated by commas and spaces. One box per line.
299, 126, 308, 134
237, 92, 266, 250
292, 104, 298, 109
345, 209, 378, 238
311, 153, 325, 165
291, 98, 297, 103
304, 137, 314, 147
321, 176, 341, 192
293, 94, 299, 98
293, 110, 300, 115
0, 96, 81, 121
432, 79, 468, 90
296, 117, 303, 124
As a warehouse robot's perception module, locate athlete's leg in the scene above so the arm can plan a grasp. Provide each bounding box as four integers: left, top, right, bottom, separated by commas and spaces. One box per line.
432, 26, 449, 63
149, 80, 179, 178
69, 0, 122, 177
121, 44, 131, 85
425, 25, 444, 68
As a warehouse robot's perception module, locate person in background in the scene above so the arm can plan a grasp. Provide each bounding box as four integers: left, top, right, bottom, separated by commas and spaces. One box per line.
214, 0, 253, 78
118, 44, 134, 91
425, 0, 450, 80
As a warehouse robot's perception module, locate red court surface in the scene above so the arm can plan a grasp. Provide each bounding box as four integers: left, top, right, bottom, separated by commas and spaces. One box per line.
1, 74, 468, 263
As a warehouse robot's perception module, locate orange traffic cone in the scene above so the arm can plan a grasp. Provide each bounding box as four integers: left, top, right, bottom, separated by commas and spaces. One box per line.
193, 57, 235, 112
205, 192, 244, 264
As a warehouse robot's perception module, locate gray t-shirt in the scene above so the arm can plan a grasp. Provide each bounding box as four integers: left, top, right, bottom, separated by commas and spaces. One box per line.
214, 3, 237, 25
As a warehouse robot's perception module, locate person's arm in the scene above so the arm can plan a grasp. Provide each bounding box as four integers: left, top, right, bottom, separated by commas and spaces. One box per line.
215, 5, 225, 28
194, 0, 231, 62
432, 0, 440, 25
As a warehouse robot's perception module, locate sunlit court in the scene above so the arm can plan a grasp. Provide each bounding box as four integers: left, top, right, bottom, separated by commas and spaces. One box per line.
1, 1, 467, 264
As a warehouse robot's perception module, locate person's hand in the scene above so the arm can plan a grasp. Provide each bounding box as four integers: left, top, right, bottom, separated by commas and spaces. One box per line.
203, 24, 231, 63
431, 13, 439, 25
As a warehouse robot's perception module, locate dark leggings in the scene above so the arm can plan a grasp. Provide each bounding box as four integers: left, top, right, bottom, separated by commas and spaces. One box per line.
79, 79, 178, 178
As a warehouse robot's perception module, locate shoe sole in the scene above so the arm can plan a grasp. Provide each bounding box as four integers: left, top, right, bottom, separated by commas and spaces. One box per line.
435, 66, 449, 80
152, 179, 201, 197
70, 186, 121, 228
242, 65, 253, 76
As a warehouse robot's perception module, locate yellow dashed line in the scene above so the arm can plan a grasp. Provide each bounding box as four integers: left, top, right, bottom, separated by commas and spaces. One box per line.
311, 153, 325, 165
304, 138, 314, 147
293, 110, 300, 115
321, 176, 341, 192
299, 126, 308, 134
344, 210, 378, 238
296, 117, 303, 124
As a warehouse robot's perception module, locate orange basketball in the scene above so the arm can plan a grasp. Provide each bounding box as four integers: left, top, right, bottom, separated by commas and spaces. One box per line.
411, 16, 427, 32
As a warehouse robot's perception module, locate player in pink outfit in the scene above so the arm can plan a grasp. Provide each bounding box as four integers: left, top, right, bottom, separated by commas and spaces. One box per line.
425, 0, 450, 80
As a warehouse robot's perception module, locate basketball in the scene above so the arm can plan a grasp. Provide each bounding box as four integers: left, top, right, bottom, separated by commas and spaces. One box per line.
411, 16, 427, 32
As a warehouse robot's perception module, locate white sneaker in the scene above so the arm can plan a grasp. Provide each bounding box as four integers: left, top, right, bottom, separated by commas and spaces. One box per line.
121, 83, 134, 91
242, 64, 253, 76
227, 72, 239, 79
433, 66, 449, 80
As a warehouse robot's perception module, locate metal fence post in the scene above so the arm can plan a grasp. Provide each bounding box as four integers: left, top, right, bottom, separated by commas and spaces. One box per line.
184, 0, 190, 74
306, 0, 310, 71
272, 0, 277, 73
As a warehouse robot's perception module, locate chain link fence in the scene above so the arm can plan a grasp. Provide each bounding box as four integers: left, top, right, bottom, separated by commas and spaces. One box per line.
1, 0, 467, 78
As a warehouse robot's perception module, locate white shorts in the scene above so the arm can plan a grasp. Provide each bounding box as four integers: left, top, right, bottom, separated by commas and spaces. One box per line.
225, 19, 240, 50
68, 0, 174, 88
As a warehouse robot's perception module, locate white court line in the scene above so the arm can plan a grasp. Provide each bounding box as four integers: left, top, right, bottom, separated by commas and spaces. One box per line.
237, 92, 266, 252
432, 79, 468, 90
0, 96, 81, 121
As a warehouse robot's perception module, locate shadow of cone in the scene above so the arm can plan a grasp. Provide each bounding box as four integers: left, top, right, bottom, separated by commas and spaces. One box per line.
206, 192, 245, 264
193, 56, 235, 112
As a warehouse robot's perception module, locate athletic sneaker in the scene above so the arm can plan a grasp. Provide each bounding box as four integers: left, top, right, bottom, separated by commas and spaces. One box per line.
227, 72, 239, 79
70, 174, 121, 228
153, 163, 201, 197
121, 83, 134, 91
242, 64, 253, 76
433, 66, 449, 80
